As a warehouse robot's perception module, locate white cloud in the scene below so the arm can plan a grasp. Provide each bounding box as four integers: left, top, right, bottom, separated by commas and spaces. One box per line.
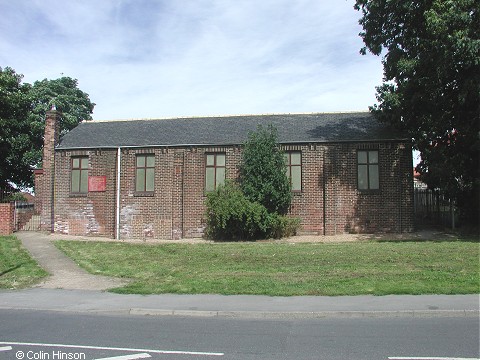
0, 0, 383, 120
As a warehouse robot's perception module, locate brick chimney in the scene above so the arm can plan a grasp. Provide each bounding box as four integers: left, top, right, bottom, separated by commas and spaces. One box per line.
39, 107, 61, 232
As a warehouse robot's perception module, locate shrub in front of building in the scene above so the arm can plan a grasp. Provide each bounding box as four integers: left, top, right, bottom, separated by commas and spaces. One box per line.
204, 181, 299, 241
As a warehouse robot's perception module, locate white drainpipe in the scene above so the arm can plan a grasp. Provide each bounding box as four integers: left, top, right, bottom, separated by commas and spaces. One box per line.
116, 147, 121, 240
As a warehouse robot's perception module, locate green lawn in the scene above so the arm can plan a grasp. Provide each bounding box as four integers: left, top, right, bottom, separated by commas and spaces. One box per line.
55, 239, 480, 296
0, 235, 48, 289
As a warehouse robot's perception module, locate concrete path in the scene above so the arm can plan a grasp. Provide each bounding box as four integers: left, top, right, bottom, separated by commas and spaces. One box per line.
7, 231, 479, 319
16, 231, 129, 291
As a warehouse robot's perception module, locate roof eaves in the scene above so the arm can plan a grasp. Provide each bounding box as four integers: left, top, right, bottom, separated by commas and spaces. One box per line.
55, 138, 410, 151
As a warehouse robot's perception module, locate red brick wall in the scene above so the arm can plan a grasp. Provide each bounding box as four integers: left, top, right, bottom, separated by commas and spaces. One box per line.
50, 141, 413, 240
320, 142, 414, 235
182, 146, 243, 239
0, 203, 14, 235
286, 144, 323, 234
53, 149, 117, 237
118, 148, 175, 239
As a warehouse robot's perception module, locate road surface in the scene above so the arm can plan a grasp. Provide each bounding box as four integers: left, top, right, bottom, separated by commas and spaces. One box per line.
0, 309, 478, 359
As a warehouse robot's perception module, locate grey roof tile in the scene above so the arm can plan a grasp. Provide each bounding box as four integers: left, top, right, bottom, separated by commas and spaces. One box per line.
56, 112, 407, 149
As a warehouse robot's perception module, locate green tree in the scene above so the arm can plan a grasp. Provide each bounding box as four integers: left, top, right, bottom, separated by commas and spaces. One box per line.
354, 0, 480, 224
29, 77, 95, 135
0, 67, 95, 189
239, 125, 292, 214
0, 67, 33, 189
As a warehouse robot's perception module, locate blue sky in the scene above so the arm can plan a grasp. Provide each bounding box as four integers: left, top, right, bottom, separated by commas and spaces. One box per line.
0, 0, 384, 121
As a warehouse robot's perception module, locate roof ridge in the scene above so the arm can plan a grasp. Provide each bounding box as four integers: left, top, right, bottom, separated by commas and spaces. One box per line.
88, 110, 370, 123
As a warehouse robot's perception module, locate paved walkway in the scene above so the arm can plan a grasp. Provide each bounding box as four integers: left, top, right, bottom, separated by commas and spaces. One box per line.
16, 231, 129, 290
3, 231, 478, 319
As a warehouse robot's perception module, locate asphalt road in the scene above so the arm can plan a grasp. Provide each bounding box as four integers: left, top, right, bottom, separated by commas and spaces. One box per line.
0, 309, 478, 360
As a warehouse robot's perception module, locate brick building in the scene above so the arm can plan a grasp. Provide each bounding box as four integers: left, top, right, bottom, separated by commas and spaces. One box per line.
35, 109, 414, 240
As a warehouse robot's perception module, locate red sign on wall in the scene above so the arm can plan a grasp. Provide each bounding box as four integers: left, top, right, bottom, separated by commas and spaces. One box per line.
88, 176, 107, 192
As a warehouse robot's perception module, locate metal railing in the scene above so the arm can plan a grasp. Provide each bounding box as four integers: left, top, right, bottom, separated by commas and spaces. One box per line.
414, 189, 457, 229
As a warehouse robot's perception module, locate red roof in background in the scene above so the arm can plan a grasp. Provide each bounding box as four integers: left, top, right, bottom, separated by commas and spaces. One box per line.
20, 192, 35, 202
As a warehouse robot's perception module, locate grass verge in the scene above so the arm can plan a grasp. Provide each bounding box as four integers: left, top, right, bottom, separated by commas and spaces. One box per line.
0, 235, 48, 289
54, 240, 480, 296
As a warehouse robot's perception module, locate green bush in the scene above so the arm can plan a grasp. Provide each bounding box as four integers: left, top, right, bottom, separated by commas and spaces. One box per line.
205, 182, 300, 241
205, 182, 270, 240
270, 215, 301, 239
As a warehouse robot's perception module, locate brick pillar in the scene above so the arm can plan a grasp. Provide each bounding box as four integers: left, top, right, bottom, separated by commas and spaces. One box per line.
171, 151, 184, 239
0, 203, 14, 235
39, 109, 61, 232
33, 169, 44, 215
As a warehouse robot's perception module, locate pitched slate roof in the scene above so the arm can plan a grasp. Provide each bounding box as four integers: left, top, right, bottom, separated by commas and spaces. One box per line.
56, 112, 407, 149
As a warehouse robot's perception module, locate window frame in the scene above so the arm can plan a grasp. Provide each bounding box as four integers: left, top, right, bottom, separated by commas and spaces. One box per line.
70, 156, 89, 195
135, 154, 155, 195
357, 149, 380, 191
205, 153, 226, 192
284, 151, 302, 192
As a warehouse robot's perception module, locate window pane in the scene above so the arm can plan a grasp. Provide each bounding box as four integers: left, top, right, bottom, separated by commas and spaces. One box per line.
80, 171, 88, 193
206, 168, 215, 191
358, 151, 367, 164
369, 165, 379, 189
71, 170, 80, 192
72, 158, 80, 169
146, 155, 155, 167
136, 169, 145, 192
358, 164, 368, 190
291, 166, 301, 191
145, 168, 154, 192
206, 155, 215, 166
136, 156, 145, 168
369, 151, 378, 164
216, 167, 225, 187
284, 153, 289, 165
291, 152, 301, 165
216, 154, 225, 167
80, 158, 88, 169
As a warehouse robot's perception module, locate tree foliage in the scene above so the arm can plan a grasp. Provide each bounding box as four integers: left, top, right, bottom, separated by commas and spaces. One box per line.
239, 125, 292, 215
0, 66, 95, 189
0, 67, 33, 189
29, 77, 95, 135
354, 0, 480, 224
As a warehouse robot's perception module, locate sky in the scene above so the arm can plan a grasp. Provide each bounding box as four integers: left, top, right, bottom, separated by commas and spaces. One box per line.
0, 0, 385, 121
